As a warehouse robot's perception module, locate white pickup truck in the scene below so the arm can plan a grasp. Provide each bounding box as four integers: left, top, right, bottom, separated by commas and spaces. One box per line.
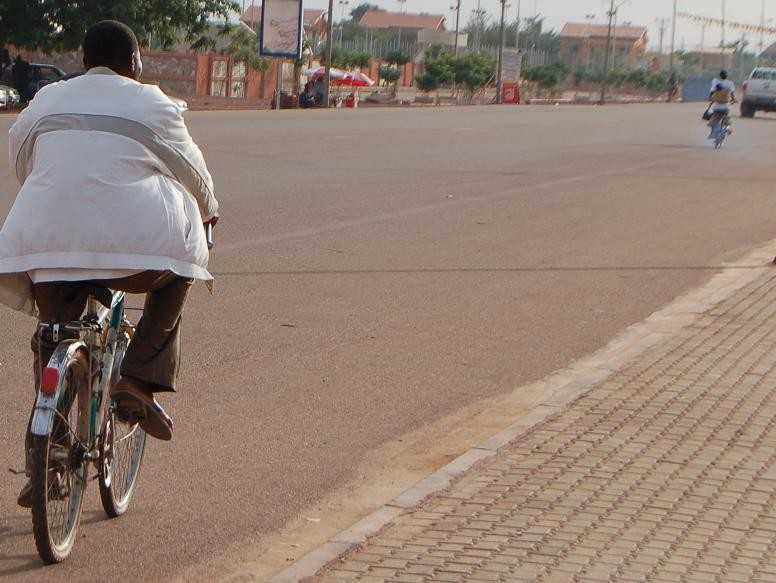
741, 67, 776, 118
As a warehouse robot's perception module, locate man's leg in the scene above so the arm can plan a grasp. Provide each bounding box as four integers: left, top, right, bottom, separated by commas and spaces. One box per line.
19, 283, 90, 507
98, 272, 192, 440
104, 272, 193, 392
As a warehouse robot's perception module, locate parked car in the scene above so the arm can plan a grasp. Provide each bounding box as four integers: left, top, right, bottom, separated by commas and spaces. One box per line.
0, 84, 20, 110
740, 67, 776, 118
28, 63, 65, 97
0, 63, 65, 101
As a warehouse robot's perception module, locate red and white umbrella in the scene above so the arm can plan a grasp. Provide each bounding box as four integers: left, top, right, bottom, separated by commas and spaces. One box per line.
303, 66, 348, 80
335, 72, 375, 87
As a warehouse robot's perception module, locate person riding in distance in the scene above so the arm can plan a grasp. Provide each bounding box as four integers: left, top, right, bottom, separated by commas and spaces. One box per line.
708, 70, 736, 137
1, 20, 219, 507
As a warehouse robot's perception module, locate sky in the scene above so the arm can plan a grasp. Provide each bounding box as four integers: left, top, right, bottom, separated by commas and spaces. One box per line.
291, 0, 776, 53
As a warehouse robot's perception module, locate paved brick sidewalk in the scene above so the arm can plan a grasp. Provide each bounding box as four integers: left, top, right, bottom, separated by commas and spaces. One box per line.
316, 269, 776, 583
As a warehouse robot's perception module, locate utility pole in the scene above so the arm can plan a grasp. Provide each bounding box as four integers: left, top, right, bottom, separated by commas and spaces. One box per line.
760, 0, 767, 63
496, 0, 507, 104
453, 0, 461, 55
611, 7, 618, 71
721, 0, 726, 47
668, 0, 677, 72
515, 0, 521, 50
324, 0, 335, 108
473, 0, 483, 52
656, 18, 668, 54
599, 0, 615, 104
585, 14, 595, 68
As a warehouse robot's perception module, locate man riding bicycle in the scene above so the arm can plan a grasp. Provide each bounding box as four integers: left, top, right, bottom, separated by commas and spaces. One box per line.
708, 70, 736, 139
0, 21, 219, 507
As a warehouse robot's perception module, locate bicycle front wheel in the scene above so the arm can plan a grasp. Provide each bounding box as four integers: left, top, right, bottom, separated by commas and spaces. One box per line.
98, 335, 147, 518
30, 352, 89, 564
98, 409, 146, 517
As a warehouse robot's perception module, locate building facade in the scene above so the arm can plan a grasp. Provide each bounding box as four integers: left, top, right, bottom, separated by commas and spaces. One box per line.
559, 23, 648, 70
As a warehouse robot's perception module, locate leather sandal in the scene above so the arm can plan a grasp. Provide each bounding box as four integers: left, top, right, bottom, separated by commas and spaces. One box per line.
111, 377, 173, 441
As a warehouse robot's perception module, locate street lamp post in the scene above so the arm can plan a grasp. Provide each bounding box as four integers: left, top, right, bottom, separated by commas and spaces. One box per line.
584, 14, 595, 69
668, 0, 677, 73
324, 0, 335, 108
759, 0, 767, 64
496, 0, 507, 104
599, 0, 615, 104
453, 0, 462, 55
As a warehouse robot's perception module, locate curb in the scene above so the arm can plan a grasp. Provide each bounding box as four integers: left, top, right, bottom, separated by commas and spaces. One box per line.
262, 243, 776, 583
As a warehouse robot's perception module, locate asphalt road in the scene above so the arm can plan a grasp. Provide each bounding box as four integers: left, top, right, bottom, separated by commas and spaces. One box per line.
2, 103, 776, 582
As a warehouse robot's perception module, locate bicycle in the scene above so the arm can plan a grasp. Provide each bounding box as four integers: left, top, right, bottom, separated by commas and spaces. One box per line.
25, 223, 213, 563
28, 289, 146, 563
707, 111, 731, 149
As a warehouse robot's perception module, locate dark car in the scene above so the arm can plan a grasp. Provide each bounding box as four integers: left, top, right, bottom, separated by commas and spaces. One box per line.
28, 63, 66, 96
1, 63, 66, 101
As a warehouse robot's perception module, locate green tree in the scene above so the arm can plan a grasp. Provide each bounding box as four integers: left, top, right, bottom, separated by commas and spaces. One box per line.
380, 65, 401, 83
415, 72, 440, 94
385, 50, 411, 67
0, 0, 239, 52
350, 3, 383, 22
452, 52, 495, 99
330, 49, 372, 69
381, 51, 409, 97
222, 27, 270, 73
422, 47, 455, 86
522, 63, 568, 92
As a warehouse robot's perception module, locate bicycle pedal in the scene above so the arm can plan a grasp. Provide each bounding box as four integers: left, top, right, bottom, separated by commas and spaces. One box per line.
7, 468, 26, 476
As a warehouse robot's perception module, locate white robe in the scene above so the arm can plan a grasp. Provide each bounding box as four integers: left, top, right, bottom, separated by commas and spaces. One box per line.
1, 67, 219, 315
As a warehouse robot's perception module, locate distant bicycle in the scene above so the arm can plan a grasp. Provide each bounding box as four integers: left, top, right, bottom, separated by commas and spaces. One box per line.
27, 289, 146, 563
705, 75, 736, 150
709, 112, 731, 149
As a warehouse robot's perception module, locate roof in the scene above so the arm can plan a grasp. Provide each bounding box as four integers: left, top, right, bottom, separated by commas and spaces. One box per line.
304, 9, 326, 27
560, 23, 647, 41
684, 47, 734, 56
358, 10, 445, 31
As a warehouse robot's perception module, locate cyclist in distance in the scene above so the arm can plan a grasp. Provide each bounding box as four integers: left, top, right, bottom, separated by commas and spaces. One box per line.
0, 20, 219, 507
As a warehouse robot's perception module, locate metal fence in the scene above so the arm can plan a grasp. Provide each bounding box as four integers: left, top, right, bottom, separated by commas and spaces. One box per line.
339, 35, 555, 70
475, 44, 554, 67
340, 37, 421, 60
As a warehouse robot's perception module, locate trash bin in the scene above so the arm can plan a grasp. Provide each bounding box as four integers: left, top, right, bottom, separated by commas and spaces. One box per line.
502, 82, 520, 104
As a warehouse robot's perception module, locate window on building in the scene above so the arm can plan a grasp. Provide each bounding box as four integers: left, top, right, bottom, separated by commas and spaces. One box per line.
210, 60, 228, 97
231, 61, 246, 98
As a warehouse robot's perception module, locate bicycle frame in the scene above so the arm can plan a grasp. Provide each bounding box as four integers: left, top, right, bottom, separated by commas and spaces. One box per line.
31, 291, 127, 457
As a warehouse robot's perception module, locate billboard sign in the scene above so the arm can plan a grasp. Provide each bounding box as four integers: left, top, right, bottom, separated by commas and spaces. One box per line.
259, 0, 304, 60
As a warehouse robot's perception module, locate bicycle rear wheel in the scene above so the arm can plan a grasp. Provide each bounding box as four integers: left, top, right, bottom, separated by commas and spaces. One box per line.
30, 351, 89, 564
98, 334, 147, 518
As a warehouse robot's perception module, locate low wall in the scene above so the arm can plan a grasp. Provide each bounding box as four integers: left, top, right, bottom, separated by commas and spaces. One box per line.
7, 47, 277, 104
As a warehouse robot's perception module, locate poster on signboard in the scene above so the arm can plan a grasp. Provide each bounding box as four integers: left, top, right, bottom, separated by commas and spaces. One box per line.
260, 0, 304, 59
